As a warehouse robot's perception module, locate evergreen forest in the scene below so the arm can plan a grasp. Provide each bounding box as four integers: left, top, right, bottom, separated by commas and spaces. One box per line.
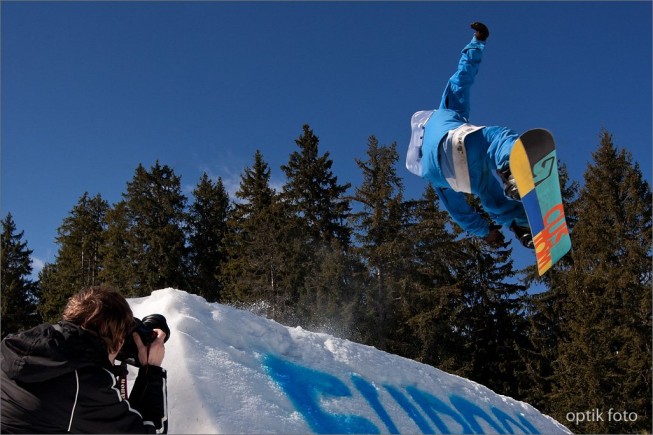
2, 126, 651, 433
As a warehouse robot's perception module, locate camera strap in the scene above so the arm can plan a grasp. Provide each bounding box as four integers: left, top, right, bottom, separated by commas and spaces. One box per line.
117, 361, 129, 400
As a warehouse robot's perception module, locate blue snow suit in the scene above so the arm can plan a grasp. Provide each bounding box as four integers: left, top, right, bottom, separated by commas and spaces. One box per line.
409, 37, 528, 238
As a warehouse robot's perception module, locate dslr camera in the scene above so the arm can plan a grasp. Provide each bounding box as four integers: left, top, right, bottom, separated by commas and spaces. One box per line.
117, 314, 170, 367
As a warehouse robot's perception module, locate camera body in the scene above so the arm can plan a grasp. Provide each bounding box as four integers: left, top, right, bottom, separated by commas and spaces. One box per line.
116, 314, 170, 367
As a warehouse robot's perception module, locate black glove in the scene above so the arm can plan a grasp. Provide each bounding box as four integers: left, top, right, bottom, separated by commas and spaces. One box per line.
471, 22, 490, 41
483, 224, 504, 248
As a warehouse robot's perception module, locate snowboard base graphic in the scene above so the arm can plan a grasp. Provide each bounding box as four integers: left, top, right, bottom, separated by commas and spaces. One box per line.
509, 129, 571, 275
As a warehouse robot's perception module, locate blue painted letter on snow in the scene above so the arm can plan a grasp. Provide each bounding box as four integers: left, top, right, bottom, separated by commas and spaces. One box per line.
263, 354, 379, 434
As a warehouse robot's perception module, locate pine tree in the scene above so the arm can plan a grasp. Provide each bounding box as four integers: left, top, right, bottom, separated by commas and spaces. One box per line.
351, 136, 405, 351
280, 125, 353, 327
395, 185, 528, 397
188, 173, 231, 302
1, 213, 40, 336
222, 151, 295, 321
38, 193, 109, 322
55, 193, 108, 287
280, 125, 352, 247
550, 130, 652, 433
110, 162, 190, 296
440, 194, 528, 399
395, 185, 464, 364
99, 201, 138, 292
301, 241, 364, 341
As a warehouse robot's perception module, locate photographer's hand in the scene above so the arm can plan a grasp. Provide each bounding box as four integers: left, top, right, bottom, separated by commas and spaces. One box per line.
134, 329, 166, 367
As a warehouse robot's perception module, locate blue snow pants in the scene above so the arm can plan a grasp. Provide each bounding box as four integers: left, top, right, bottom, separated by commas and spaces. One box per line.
467, 126, 529, 230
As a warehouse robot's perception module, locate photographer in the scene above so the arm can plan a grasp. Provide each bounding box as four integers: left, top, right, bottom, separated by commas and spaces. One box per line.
1, 286, 169, 433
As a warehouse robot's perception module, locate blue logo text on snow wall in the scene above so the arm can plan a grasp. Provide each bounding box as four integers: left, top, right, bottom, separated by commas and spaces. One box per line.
263, 354, 541, 434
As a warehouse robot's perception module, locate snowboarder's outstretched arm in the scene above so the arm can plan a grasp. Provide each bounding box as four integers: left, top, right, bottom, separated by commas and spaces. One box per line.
438, 23, 489, 120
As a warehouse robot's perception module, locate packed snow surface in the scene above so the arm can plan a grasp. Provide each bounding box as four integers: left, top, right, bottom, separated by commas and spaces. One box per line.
126, 288, 570, 434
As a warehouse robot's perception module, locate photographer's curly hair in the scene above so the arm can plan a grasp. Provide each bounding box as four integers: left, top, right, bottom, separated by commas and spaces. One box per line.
63, 286, 135, 354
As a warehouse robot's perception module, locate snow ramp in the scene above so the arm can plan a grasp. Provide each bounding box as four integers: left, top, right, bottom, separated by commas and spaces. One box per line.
127, 288, 570, 434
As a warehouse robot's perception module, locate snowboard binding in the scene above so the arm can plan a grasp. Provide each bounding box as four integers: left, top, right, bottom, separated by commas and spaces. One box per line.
498, 167, 521, 201
510, 222, 534, 249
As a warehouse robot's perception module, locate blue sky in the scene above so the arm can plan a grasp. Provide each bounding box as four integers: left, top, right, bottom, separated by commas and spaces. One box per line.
2, 1, 651, 280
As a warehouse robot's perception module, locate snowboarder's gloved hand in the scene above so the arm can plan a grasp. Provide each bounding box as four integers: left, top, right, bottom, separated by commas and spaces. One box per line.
471, 22, 490, 41
484, 224, 504, 248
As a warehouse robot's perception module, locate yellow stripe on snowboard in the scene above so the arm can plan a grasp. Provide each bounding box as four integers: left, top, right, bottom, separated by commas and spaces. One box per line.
509, 139, 535, 196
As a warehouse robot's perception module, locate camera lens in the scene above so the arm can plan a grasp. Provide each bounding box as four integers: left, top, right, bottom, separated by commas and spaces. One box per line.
141, 314, 171, 343
116, 314, 170, 367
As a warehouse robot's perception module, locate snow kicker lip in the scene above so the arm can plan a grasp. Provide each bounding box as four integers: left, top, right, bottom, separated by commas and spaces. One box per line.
131, 289, 571, 434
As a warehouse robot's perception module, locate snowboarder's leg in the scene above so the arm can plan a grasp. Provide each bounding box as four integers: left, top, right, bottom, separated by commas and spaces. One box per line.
483, 126, 521, 200
483, 126, 519, 170
478, 174, 529, 229
473, 159, 533, 248
464, 132, 534, 249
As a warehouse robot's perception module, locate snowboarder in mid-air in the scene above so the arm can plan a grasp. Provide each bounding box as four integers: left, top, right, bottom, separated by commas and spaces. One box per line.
406, 22, 534, 249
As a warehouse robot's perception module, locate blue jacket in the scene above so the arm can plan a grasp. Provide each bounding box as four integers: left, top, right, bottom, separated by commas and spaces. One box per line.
420, 37, 493, 237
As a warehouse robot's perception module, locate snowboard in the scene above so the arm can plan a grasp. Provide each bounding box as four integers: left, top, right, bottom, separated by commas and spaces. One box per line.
509, 129, 571, 275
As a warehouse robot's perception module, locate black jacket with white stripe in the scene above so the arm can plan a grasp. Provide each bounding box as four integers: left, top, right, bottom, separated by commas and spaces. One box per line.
1, 321, 168, 433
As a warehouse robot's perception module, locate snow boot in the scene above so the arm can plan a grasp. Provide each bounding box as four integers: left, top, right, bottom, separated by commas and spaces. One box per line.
510, 222, 534, 249
497, 167, 521, 201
